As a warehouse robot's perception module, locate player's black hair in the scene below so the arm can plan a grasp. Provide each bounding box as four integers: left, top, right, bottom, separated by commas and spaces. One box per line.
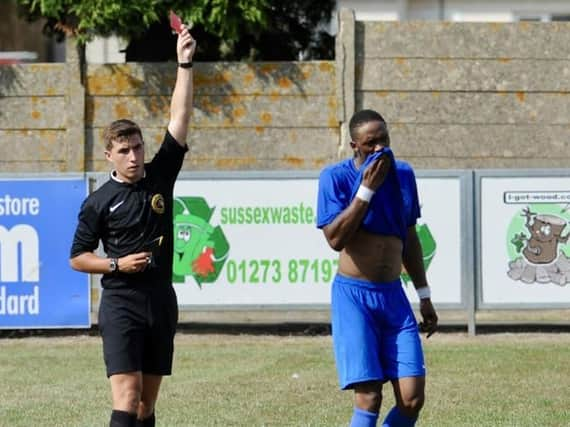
349, 109, 389, 144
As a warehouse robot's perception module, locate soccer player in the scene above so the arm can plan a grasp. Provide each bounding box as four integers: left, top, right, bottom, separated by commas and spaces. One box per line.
69, 25, 196, 427
316, 109, 438, 427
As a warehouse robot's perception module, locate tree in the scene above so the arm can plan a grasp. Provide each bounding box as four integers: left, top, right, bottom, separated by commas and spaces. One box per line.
125, 0, 336, 61
14, 0, 268, 49
15, 0, 335, 61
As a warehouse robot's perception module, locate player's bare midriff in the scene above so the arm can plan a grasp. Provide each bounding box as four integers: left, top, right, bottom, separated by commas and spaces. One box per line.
338, 228, 403, 283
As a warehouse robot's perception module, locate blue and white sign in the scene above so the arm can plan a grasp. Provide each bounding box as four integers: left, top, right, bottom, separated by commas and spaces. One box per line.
0, 179, 90, 328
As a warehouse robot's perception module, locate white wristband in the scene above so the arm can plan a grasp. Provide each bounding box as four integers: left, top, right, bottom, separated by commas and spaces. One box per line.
355, 185, 375, 203
416, 286, 431, 300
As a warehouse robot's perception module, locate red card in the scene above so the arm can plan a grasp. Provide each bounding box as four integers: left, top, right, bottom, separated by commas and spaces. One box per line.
169, 10, 183, 34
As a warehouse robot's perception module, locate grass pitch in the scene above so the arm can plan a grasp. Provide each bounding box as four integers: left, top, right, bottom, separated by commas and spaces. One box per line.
0, 332, 569, 426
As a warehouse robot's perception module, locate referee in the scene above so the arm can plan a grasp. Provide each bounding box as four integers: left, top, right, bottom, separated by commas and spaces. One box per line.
70, 25, 196, 427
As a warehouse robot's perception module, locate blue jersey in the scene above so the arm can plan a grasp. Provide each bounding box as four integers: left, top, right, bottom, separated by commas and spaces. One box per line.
316, 152, 421, 241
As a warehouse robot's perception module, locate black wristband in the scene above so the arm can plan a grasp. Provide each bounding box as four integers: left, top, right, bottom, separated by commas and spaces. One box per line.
178, 62, 193, 68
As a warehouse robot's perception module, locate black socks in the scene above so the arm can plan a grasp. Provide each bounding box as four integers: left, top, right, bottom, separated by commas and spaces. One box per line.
136, 412, 155, 427
109, 410, 137, 427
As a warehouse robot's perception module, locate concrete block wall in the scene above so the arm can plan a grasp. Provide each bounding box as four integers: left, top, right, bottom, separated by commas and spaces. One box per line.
1, 12, 570, 172
0, 39, 84, 172
347, 18, 570, 169
85, 61, 339, 172
0, 64, 67, 172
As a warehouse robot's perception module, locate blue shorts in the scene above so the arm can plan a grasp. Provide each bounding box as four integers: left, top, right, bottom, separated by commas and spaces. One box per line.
331, 274, 425, 389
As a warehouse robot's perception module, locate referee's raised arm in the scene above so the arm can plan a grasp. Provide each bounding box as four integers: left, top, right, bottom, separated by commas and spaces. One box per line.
167, 24, 197, 146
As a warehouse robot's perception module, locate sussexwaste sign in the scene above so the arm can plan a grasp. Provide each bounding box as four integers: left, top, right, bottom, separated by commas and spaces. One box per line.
173, 177, 336, 306
0, 179, 90, 328
172, 174, 463, 307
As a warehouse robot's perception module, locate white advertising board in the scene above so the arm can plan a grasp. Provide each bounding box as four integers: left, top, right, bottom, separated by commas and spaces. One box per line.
173, 173, 466, 308
173, 177, 336, 306
480, 174, 570, 306
404, 177, 464, 305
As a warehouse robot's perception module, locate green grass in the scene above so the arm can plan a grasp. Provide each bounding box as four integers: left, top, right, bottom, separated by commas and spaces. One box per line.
0, 333, 569, 426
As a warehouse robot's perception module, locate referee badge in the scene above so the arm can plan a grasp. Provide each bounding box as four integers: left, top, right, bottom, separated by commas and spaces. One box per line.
151, 194, 165, 214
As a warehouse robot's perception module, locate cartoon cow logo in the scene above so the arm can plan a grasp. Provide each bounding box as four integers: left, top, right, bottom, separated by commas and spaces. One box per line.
172, 197, 230, 288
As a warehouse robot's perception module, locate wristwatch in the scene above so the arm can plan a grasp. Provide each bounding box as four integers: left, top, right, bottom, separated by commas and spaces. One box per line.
109, 258, 119, 273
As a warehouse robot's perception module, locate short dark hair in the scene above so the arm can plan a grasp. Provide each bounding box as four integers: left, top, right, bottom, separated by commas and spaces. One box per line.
103, 119, 143, 151
349, 109, 388, 142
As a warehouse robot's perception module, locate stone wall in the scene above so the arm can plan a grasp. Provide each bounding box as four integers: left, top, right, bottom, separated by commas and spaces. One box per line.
343, 16, 570, 169
85, 61, 339, 172
2, 12, 570, 172
0, 39, 84, 173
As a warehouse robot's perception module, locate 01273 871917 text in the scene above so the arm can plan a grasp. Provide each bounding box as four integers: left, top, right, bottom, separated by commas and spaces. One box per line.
224, 258, 339, 284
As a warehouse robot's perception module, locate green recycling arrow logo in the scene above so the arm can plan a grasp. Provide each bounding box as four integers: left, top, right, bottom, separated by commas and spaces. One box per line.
172, 197, 230, 287
401, 223, 436, 286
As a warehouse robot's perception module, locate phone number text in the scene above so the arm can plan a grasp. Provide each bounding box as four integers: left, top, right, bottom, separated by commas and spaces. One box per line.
225, 258, 339, 284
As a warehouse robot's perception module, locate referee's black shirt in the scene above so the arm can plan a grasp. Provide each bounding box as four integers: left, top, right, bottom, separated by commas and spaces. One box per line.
70, 131, 188, 289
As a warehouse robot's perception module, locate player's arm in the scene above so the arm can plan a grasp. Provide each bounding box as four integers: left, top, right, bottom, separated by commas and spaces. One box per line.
322, 199, 370, 251
322, 154, 391, 251
167, 24, 197, 146
402, 225, 427, 289
402, 225, 438, 337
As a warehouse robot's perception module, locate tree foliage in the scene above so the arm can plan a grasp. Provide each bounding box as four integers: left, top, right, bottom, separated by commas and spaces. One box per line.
15, 0, 269, 44
15, 0, 335, 60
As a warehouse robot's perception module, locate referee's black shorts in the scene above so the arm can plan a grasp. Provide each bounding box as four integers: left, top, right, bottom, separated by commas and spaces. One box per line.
98, 285, 178, 377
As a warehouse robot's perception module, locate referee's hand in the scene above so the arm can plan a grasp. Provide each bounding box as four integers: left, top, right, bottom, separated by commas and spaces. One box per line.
119, 252, 152, 273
